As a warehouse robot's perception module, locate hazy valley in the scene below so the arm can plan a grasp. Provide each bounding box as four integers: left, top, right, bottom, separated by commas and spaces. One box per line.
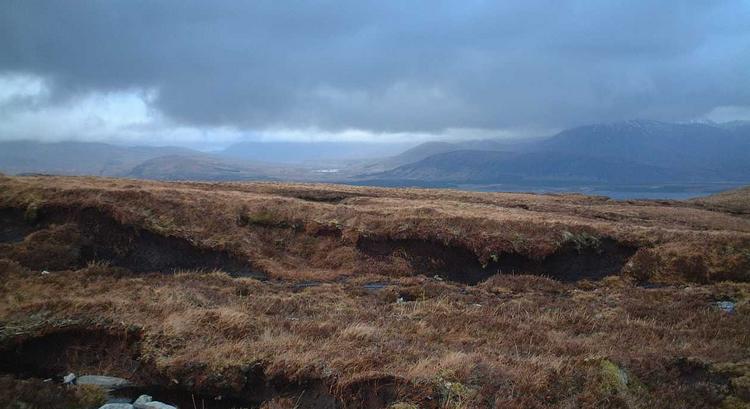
3, 120, 749, 200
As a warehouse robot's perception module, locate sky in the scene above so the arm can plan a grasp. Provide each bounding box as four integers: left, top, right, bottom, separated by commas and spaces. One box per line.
1, 1, 749, 149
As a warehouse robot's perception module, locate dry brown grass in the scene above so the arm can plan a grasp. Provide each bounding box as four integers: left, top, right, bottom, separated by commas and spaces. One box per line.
0, 176, 748, 283
1, 269, 748, 408
0, 176, 749, 408
691, 186, 750, 215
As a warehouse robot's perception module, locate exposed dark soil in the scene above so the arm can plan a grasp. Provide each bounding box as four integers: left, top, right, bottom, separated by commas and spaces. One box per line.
0, 327, 146, 381
0, 327, 404, 409
111, 379, 338, 409
313, 224, 343, 238
491, 239, 638, 282
281, 190, 365, 204
337, 375, 427, 409
0, 375, 104, 409
670, 358, 732, 405
357, 237, 638, 284
111, 374, 411, 409
0, 208, 39, 243
0, 206, 266, 278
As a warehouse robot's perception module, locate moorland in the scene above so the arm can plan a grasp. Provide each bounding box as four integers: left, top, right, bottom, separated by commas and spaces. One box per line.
0, 175, 749, 408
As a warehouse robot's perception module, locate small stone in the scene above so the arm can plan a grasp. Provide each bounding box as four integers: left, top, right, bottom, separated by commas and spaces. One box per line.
714, 300, 736, 314
140, 402, 177, 409
63, 372, 76, 384
98, 404, 134, 409
41, 270, 50, 275
133, 395, 153, 409
77, 375, 130, 390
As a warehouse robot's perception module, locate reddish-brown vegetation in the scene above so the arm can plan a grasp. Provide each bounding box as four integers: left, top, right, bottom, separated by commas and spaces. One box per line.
0, 175, 748, 408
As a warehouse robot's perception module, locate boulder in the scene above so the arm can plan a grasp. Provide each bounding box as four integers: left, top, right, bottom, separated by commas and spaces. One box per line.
77, 375, 130, 390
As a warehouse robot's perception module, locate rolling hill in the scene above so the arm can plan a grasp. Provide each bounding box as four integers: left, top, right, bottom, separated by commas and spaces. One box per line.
220, 141, 414, 164
126, 155, 271, 181
363, 150, 701, 185
0, 141, 197, 177
539, 120, 750, 178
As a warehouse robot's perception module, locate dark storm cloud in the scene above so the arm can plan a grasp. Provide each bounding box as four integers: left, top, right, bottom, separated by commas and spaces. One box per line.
2, 0, 749, 134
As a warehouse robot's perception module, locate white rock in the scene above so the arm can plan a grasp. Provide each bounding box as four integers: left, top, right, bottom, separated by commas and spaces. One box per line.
63, 372, 76, 384
140, 402, 178, 409
77, 375, 130, 389
715, 300, 736, 314
98, 404, 134, 409
41, 270, 50, 275
133, 395, 153, 409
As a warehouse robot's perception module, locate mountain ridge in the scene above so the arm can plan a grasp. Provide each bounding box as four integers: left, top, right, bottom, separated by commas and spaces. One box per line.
362, 120, 750, 186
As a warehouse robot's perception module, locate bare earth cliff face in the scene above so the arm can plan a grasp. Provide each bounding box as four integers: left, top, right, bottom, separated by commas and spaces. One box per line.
0, 175, 749, 408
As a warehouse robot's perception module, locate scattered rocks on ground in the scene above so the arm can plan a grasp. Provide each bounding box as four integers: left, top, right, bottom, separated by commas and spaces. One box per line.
98, 394, 177, 409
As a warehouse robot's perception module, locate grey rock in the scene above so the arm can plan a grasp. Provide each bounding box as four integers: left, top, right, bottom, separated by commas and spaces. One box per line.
77, 375, 130, 389
98, 404, 134, 409
133, 395, 153, 409
140, 402, 177, 409
63, 372, 76, 384
715, 300, 736, 314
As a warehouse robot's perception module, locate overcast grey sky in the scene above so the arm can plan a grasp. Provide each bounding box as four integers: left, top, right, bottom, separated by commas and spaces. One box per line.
1, 1, 749, 148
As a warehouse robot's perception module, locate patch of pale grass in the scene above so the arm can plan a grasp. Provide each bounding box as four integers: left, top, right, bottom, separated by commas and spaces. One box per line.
406, 351, 479, 381
340, 322, 378, 340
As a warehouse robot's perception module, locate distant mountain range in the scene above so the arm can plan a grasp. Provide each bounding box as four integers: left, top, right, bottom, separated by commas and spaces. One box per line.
1, 120, 748, 192
539, 120, 750, 177
359, 120, 750, 186
355, 138, 543, 174
128, 155, 270, 181
361, 150, 694, 184
0, 141, 195, 176
0, 141, 294, 182
220, 141, 414, 164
